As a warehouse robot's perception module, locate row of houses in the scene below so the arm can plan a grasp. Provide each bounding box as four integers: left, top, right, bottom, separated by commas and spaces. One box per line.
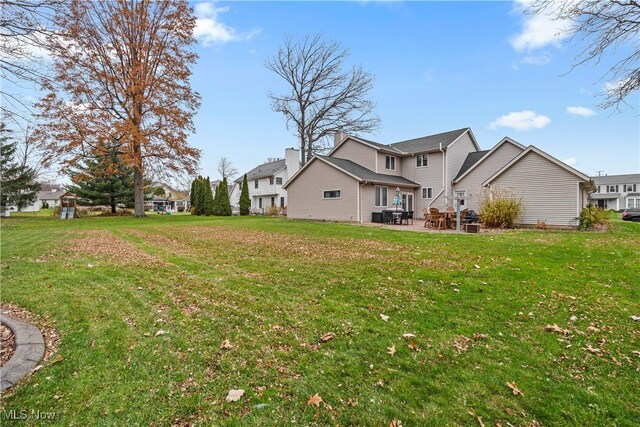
233, 128, 638, 227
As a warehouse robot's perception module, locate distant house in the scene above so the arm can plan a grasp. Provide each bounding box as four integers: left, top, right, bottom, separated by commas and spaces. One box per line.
148, 183, 190, 212
284, 129, 591, 227
12, 189, 63, 212
229, 148, 300, 213
590, 174, 640, 210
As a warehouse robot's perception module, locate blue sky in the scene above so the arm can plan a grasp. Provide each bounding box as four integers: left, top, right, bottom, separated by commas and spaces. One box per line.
190, 0, 639, 182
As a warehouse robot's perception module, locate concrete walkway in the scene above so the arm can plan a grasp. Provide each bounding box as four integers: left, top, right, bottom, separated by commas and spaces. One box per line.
0, 312, 45, 391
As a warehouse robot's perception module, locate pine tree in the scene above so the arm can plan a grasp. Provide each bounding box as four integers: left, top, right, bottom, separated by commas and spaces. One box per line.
219, 177, 232, 216
189, 179, 196, 211
68, 143, 134, 213
0, 124, 40, 213
211, 179, 222, 215
239, 174, 250, 216
204, 177, 214, 216
195, 176, 206, 216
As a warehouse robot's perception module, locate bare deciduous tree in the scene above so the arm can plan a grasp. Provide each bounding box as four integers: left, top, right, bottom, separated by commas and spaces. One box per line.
35, 0, 201, 217
217, 157, 238, 180
266, 34, 380, 165
0, 0, 60, 123
526, 0, 640, 109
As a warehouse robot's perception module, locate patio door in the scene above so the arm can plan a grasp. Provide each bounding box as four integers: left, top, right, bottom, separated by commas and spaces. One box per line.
402, 193, 414, 211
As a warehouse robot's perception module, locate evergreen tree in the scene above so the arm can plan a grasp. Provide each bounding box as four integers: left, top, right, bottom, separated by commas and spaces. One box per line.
239, 174, 250, 215
67, 142, 134, 213
211, 179, 222, 215
219, 177, 232, 216
195, 176, 206, 216
204, 177, 214, 215
189, 179, 196, 211
0, 124, 40, 212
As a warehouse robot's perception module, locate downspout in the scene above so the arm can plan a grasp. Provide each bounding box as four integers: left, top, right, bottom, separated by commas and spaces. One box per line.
428, 144, 446, 208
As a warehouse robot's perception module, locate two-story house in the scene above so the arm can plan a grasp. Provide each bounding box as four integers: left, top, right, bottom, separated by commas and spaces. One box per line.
229, 148, 300, 212
284, 128, 590, 226
590, 174, 640, 210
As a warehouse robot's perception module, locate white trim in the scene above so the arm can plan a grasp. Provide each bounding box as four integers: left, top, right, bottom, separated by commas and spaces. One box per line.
421, 187, 433, 199
327, 135, 403, 157
385, 155, 396, 171
416, 154, 429, 168
483, 145, 590, 187
452, 137, 526, 184
576, 181, 580, 218
284, 156, 361, 189
357, 181, 361, 223
322, 189, 342, 200
374, 185, 388, 208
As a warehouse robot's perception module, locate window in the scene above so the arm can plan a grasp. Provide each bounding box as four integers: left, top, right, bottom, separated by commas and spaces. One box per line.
624, 184, 636, 192
455, 190, 466, 207
258, 198, 262, 208
596, 185, 600, 193
254, 180, 259, 189
422, 187, 433, 199
385, 155, 396, 170
323, 190, 341, 199
280, 197, 285, 207
269, 177, 274, 185
276, 177, 283, 185
375, 185, 388, 207
628, 198, 640, 208
416, 154, 428, 168
607, 185, 618, 193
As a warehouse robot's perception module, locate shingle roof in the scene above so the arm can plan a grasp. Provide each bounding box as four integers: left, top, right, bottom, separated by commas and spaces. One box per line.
453, 150, 490, 181
389, 128, 470, 154
240, 159, 286, 182
38, 190, 62, 200
318, 156, 420, 187
591, 173, 639, 185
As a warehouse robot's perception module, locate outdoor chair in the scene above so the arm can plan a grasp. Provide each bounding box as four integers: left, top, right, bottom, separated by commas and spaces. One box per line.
407, 210, 414, 225
422, 208, 430, 227
428, 208, 446, 230
400, 211, 409, 225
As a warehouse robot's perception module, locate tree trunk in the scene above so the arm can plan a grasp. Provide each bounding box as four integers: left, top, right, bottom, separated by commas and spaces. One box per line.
300, 133, 306, 165
111, 197, 116, 213
133, 167, 145, 217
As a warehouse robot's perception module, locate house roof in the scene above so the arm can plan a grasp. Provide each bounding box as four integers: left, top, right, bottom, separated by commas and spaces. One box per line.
317, 156, 420, 187
38, 190, 62, 200
452, 150, 490, 182
591, 173, 639, 185
236, 159, 286, 182
389, 128, 472, 154
483, 145, 590, 186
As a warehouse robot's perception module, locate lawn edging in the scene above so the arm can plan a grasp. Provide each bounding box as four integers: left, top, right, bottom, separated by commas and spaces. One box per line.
0, 312, 45, 391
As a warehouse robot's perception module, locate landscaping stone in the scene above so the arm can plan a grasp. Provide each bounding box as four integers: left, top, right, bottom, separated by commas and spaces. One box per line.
0, 313, 45, 391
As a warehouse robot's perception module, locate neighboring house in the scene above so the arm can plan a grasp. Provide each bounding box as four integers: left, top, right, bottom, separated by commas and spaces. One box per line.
285, 128, 591, 227
590, 174, 640, 210
148, 183, 190, 211
229, 148, 300, 212
11, 189, 63, 212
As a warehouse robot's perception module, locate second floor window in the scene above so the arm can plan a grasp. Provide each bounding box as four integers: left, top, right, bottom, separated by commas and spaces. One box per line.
416, 154, 428, 168
385, 155, 395, 170
422, 187, 432, 199
624, 184, 636, 192
607, 185, 618, 193
254, 180, 259, 189
269, 177, 274, 185
276, 177, 283, 185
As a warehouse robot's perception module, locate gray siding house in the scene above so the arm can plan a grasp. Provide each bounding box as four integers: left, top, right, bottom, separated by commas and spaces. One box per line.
590, 174, 640, 210
285, 128, 591, 227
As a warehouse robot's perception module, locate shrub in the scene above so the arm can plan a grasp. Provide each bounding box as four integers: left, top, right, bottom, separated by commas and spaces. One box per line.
265, 204, 280, 216
239, 174, 250, 216
578, 206, 608, 230
478, 186, 523, 228
42, 201, 49, 209
534, 219, 548, 230
177, 206, 184, 212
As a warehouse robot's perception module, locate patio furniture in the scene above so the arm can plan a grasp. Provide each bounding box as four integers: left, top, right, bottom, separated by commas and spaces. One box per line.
407, 210, 414, 225
464, 223, 480, 233
383, 210, 394, 224
400, 211, 409, 225
428, 208, 446, 230
422, 208, 430, 227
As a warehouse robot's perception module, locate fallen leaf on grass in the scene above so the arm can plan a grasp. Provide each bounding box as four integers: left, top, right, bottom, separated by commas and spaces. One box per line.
584, 345, 602, 355
387, 345, 396, 356
630, 315, 640, 321
408, 340, 420, 352
506, 382, 523, 396
319, 332, 335, 343
474, 264, 480, 269
473, 333, 487, 340
155, 330, 167, 337
477, 416, 485, 427
389, 418, 402, 427
51, 354, 64, 364
402, 333, 415, 339
631, 350, 640, 357
544, 324, 570, 335
220, 339, 233, 350
380, 314, 389, 322
225, 389, 244, 402
307, 393, 322, 407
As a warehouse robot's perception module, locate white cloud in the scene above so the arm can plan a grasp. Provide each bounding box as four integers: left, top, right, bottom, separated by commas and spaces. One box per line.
520, 52, 552, 66
563, 157, 577, 166
194, 2, 261, 46
566, 106, 596, 117
488, 110, 551, 131
509, 0, 571, 52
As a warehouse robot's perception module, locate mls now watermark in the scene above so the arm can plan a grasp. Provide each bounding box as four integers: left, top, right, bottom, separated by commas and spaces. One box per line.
2, 409, 56, 421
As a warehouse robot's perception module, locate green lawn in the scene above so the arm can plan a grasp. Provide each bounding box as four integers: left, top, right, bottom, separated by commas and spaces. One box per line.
1, 213, 638, 426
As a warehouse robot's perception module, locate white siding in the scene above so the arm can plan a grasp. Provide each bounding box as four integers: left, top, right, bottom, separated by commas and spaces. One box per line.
401, 152, 445, 216
287, 160, 359, 221
445, 133, 477, 207
489, 151, 583, 226
453, 141, 524, 212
